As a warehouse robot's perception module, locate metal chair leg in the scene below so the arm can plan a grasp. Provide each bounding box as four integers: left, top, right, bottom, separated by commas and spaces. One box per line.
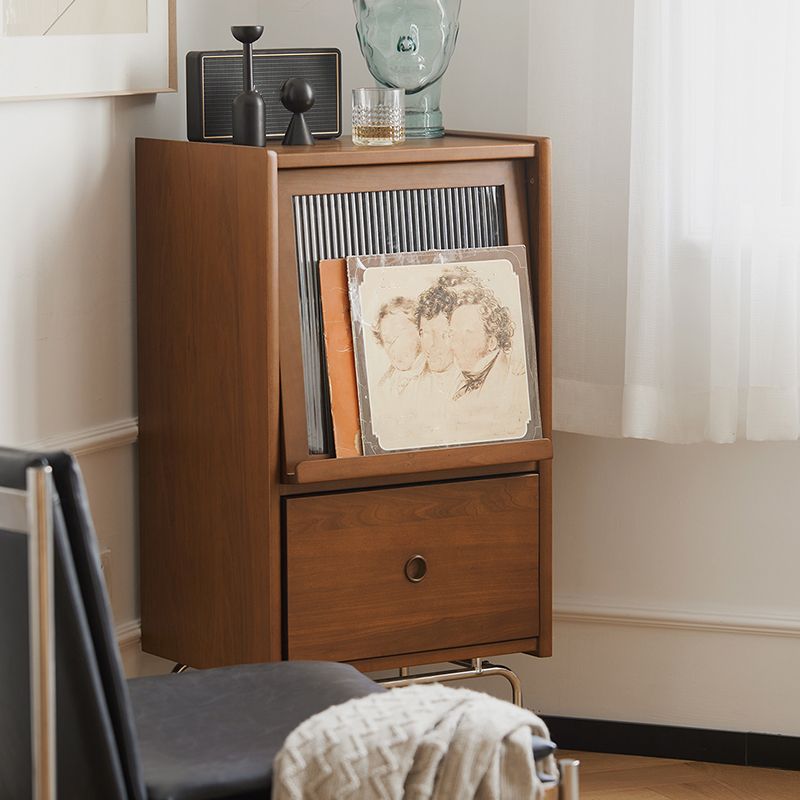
377, 657, 523, 706
171, 663, 190, 674
376, 659, 579, 796
558, 758, 580, 800
449, 657, 523, 706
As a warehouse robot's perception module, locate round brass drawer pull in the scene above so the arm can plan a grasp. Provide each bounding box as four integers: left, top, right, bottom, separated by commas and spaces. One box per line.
404, 554, 427, 583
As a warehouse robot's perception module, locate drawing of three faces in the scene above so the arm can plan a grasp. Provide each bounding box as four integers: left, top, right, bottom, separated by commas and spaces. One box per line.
379, 303, 494, 375
375, 268, 514, 384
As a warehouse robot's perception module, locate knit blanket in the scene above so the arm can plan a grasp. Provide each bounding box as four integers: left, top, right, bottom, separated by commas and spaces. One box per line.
271, 683, 557, 800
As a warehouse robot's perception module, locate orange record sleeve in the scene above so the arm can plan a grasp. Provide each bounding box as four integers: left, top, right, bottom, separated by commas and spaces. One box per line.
319, 258, 362, 457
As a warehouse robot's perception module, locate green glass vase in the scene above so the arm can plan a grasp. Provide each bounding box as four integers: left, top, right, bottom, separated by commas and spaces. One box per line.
354, 0, 462, 139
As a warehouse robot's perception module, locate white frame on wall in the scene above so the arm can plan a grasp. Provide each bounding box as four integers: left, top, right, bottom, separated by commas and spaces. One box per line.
0, 0, 176, 101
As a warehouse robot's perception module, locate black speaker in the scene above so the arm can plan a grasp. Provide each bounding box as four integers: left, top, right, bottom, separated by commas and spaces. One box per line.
186, 48, 341, 143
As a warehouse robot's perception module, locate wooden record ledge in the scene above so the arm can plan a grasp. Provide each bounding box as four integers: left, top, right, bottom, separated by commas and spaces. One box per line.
289, 438, 553, 484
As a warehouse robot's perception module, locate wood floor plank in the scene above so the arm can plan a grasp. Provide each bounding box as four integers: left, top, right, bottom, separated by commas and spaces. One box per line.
693, 762, 800, 800
560, 752, 800, 800
650, 781, 747, 800
574, 763, 703, 792
557, 750, 681, 774
582, 792, 659, 799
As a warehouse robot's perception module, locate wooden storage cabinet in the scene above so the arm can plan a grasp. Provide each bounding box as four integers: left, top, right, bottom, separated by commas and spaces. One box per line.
136, 133, 552, 671
286, 475, 539, 663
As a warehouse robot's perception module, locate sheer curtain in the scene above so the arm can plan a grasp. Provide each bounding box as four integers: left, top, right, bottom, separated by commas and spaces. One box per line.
624, 0, 800, 442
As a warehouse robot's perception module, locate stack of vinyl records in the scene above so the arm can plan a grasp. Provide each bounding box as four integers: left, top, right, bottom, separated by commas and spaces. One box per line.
292, 185, 508, 454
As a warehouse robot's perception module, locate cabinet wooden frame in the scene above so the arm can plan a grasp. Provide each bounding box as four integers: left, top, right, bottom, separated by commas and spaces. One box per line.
278, 157, 532, 476
135, 132, 552, 670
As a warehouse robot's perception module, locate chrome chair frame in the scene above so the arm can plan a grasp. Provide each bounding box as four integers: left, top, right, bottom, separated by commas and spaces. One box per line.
0, 465, 56, 800
378, 658, 580, 799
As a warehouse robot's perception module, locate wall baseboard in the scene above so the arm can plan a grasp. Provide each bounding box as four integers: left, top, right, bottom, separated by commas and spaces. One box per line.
117, 620, 142, 652
23, 417, 139, 457
554, 599, 800, 639
542, 715, 800, 772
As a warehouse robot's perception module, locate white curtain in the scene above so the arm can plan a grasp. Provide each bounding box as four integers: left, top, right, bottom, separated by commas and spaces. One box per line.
623, 0, 800, 442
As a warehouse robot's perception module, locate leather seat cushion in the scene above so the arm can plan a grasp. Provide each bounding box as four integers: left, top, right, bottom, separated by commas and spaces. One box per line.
127, 661, 384, 800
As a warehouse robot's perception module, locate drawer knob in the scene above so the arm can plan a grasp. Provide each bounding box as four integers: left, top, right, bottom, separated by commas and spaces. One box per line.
404, 554, 427, 583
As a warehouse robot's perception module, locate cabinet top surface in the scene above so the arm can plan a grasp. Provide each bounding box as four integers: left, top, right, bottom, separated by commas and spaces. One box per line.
139, 133, 539, 169
268, 133, 537, 168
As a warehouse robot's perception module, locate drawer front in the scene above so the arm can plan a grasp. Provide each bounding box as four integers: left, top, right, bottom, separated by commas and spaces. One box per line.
286, 474, 539, 662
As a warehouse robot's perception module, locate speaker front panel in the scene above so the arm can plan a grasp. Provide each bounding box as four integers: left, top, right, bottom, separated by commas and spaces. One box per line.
187, 49, 341, 142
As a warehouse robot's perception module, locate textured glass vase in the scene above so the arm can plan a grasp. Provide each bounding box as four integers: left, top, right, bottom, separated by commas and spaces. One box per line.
354, 0, 461, 139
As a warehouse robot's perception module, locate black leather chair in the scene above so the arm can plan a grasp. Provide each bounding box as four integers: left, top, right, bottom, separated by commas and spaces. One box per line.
0, 447, 571, 799
0, 448, 383, 800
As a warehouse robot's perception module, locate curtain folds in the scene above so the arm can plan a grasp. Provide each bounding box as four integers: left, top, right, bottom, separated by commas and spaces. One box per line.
622, 0, 800, 442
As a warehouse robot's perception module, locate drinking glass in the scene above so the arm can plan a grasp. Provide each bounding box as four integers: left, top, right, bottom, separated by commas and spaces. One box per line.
351, 87, 405, 146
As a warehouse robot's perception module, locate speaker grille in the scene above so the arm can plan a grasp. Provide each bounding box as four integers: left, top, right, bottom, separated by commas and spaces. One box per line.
293, 186, 508, 454
200, 50, 340, 140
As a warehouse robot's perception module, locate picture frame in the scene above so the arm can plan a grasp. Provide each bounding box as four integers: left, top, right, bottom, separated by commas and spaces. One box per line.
0, 0, 176, 101
348, 246, 542, 455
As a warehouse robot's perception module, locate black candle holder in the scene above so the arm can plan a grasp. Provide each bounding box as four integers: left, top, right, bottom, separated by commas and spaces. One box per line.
231, 25, 266, 147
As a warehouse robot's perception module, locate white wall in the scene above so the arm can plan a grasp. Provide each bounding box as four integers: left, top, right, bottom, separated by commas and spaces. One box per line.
0, 0, 262, 675
512, 0, 800, 737
252, 0, 531, 134
3, 0, 798, 735
515, 432, 800, 736
261, 0, 800, 736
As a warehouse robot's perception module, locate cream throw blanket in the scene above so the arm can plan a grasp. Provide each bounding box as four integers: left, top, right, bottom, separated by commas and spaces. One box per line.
272, 684, 557, 800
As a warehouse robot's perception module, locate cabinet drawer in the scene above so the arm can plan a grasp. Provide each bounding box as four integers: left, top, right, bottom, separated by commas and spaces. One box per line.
285, 474, 539, 662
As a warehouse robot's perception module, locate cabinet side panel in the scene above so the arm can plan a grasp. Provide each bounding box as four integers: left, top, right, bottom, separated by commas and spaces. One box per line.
136, 139, 279, 667
528, 139, 553, 656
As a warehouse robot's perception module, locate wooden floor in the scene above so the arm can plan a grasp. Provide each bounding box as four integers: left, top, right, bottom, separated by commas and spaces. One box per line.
559, 751, 800, 799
